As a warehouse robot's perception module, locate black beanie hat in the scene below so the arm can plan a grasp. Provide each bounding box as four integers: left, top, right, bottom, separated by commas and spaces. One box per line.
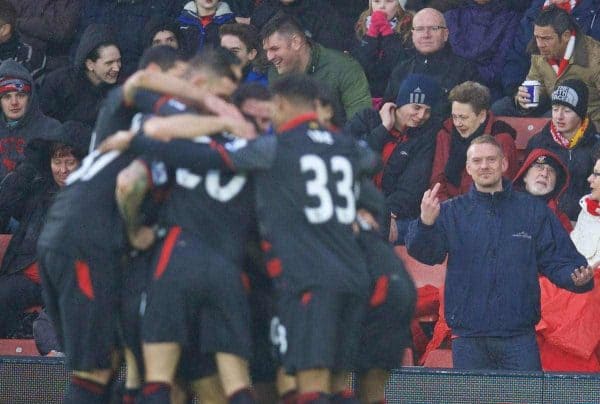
551, 79, 589, 120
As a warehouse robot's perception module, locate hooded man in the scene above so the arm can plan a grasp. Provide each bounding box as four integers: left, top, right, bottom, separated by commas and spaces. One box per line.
0, 60, 60, 180
39, 24, 121, 128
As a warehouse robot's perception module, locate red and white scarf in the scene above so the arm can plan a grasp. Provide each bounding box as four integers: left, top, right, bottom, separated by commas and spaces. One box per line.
547, 30, 576, 77
584, 195, 600, 216
550, 116, 589, 148
543, 0, 580, 13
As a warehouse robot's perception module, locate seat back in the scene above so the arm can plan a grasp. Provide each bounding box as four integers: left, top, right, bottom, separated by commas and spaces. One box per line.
394, 245, 446, 288
0, 339, 39, 356
497, 117, 550, 164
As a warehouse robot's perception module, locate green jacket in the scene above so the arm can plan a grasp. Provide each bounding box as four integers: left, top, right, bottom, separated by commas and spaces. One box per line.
268, 43, 372, 121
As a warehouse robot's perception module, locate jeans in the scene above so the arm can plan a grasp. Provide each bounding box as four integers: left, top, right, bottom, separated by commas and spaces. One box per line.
452, 332, 542, 371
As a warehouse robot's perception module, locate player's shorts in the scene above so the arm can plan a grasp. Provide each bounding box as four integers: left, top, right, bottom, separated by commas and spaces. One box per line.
38, 246, 121, 371
273, 287, 366, 374
356, 230, 416, 371
141, 226, 251, 380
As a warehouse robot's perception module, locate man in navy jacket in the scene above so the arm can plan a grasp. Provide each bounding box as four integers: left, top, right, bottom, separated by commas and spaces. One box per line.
406, 134, 595, 370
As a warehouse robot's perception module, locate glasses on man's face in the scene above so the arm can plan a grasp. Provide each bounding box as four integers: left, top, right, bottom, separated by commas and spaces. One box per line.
591, 171, 600, 178
411, 26, 447, 33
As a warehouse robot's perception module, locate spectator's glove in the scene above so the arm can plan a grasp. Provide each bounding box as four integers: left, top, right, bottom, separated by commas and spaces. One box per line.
367, 10, 389, 37
378, 15, 394, 36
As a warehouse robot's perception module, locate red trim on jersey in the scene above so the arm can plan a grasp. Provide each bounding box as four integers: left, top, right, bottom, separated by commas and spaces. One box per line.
22, 262, 41, 284
240, 272, 251, 292
210, 140, 235, 170
260, 240, 272, 252
369, 275, 389, 307
154, 226, 182, 280
301, 291, 313, 305
266, 258, 282, 278
152, 95, 172, 115
75, 260, 95, 300
277, 112, 320, 133
142, 382, 171, 396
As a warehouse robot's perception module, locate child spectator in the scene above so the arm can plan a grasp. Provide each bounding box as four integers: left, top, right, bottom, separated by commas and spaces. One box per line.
177, 0, 236, 57
352, 0, 413, 99
219, 23, 267, 85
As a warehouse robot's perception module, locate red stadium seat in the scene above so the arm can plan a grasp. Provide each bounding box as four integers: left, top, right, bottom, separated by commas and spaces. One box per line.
497, 117, 550, 164
394, 245, 446, 289
422, 348, 453, 368
0, 339, 39, 356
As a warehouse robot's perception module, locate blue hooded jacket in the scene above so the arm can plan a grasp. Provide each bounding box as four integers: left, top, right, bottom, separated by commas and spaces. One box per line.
406, 180, 591, 337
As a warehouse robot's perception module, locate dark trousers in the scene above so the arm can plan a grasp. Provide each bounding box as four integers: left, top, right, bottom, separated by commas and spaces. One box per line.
0, 272, 41, 337
452, 332, 542, 371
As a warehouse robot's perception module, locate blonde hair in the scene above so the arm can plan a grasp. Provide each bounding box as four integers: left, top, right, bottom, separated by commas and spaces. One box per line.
355, 1, 412, 45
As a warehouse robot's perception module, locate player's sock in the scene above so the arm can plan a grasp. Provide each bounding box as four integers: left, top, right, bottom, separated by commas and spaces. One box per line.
330, 388, 359, 403
297, 391, 330, 404
280, 389, 298, 404
228, 386, 256, 403
123, 388, 140, 404
141, 382, 171, 403
63, 375, 107, 404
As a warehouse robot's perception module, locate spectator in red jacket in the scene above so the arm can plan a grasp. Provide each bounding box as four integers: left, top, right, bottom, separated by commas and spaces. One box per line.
430, 81, 518, 201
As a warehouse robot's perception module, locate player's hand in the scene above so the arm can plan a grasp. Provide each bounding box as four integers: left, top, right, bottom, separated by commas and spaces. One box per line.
571, 265, 596, 287
420, 183, 441, 226
515, 86, 532, 109
226, 117, 257, 140
98, 130, 135, 153
356, 209, 380, 231
202, 93, 245, 120
142, 116, 173, 141
379, 102, 396, 131
388, 216, 398, 243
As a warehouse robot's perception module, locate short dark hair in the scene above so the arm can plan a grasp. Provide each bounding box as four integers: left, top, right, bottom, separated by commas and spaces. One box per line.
138, 45, 185, 71
260, 12, 306, 43
232, 82, 271, 107
448, 81, 491, 114
185, 46, 241, 83
270, 73, 320, 107
220, 23, 260, 52
593, 148, 600, 163
534, 6, 578, 36
0, 0, 16, 28
143, 17, 183, 48
468, 134, 504, 157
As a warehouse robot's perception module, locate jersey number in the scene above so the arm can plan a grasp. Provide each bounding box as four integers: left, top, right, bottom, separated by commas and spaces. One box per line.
300, 154, 355, 224
176, 169, 247, 202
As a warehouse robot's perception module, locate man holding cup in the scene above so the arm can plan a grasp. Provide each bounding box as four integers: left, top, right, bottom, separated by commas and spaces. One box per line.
492, 6, 600, 130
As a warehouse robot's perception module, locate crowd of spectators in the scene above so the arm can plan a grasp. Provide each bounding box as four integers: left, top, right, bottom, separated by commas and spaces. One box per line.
0, 0, 598, 376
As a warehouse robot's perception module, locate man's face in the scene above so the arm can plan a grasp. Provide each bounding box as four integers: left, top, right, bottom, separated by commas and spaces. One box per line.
395, 103, 431, 128
221, 34, 256, 68
523, 162, 558, 196
588, 159, 600, 201
241, 98, 272, 133
552, 104, 582, 137
51, 149, 79, 188
196, 0, 218, 14
152, 30, 179, 48
466, 143, 507, 191
263, 32, 301, 74
86, 45, 121, 85
534, 25, 570, 59
0, 92, 28, 120
452, 102, 486, 138
411, 10, 448, 55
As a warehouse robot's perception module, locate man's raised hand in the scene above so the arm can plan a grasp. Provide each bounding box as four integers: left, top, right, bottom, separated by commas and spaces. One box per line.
420, 182, 441, 226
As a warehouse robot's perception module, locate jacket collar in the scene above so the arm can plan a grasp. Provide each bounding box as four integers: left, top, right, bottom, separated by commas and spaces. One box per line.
571, 34, 589, 67
469, 178, 513, 202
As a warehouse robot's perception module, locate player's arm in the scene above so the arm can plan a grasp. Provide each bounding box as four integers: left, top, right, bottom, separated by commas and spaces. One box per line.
123, 70, 208, 109
142, 114, 256, 142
